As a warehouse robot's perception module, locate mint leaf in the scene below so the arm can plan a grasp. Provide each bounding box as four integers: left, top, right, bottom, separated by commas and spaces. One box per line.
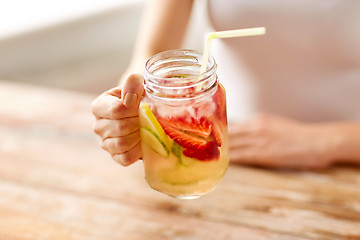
171, 142, 183, 165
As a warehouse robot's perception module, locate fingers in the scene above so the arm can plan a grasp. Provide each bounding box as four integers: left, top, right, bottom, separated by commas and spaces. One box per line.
230, 151, 264, 167
101, 130, 142, 166
91, 89, 139, 120
91, 74, 144, 119
94, 117, 139, 139
229, 134, 257, 149
112, 142, 142, 166
121, 73, 144, 108
91, 73, 145, 166
229, 123, 268, 150
228, 115, 270, 137
101, 130, 141, 155
228, 115, 332, 170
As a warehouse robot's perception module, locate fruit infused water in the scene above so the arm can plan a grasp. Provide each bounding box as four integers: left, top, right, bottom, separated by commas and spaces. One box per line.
140, 49, 229, 199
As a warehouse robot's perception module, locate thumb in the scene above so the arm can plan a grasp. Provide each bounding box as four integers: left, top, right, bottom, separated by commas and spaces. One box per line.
121, 73, 144, 108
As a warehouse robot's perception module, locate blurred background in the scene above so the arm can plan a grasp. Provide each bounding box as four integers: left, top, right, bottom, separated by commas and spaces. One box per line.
0, 0, 205, 94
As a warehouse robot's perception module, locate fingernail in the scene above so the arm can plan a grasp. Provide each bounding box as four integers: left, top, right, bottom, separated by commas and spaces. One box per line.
124, 93, 138, 107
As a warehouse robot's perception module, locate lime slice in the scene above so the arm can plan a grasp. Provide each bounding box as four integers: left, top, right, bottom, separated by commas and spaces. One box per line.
140, 127, 169, 157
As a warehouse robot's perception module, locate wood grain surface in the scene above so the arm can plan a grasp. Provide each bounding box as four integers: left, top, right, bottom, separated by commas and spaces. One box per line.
0, 80, 359, 240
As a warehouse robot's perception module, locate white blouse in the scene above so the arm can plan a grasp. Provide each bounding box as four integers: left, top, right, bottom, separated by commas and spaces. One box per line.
206, 0, 360, 122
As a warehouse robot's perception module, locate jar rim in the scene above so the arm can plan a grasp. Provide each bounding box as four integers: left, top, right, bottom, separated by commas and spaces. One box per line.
144, 49, 216, 86
143, 49, 218, 102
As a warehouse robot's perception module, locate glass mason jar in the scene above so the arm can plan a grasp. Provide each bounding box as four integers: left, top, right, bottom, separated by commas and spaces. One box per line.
139, 49, 229, 199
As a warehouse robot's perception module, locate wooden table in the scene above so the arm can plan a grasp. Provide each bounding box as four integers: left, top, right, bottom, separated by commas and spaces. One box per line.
0, 80, 359, 240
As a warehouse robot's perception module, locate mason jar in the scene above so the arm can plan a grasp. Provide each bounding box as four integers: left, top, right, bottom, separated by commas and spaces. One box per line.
139, 49, 229, 199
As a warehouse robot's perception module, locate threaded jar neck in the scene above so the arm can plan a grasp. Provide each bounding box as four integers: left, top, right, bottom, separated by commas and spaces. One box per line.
144, 49, 217, 102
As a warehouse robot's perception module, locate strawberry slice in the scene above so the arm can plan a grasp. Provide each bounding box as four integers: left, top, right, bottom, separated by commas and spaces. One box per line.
213, 84, 227, 126
211, 121, 222, 147
158, 115, 220, 161
159, 117, 212, 138
183, 141, 220, 161
159, 120, 208, 150
187, 117, 212, 138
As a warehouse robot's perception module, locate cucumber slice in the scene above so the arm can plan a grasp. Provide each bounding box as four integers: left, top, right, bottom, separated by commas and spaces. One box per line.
171, 142, 182, 163
140, 127, 169, 157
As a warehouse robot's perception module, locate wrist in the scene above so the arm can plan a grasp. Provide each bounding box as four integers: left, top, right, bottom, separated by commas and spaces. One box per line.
307, 123, 338, 167
119, 64, 145, 86
319, 124, 343, 166
320, 123, 360, 165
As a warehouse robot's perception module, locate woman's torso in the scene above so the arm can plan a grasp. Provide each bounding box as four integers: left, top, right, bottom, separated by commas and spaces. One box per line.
207, 0, 360, 122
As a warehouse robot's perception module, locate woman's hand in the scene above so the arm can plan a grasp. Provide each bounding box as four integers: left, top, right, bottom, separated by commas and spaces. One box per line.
229, 114, 337, 169
91, 74, 144, 166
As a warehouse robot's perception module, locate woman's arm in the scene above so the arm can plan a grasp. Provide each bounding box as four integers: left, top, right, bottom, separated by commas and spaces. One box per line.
92, 0, 193, 166
123, 0, 194, 80
329, 122, 360, 165
229, 114, 360, 169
